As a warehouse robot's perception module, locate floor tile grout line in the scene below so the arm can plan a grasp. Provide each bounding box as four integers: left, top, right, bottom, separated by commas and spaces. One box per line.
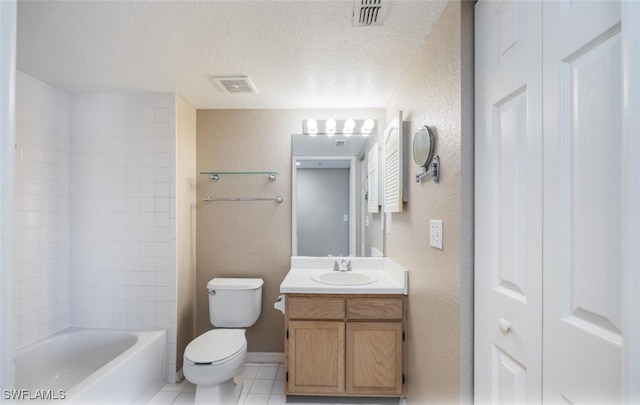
152, 362, 284, 405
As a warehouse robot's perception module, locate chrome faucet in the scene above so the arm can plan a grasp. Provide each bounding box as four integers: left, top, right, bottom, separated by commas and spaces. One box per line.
333, 258, 352, 272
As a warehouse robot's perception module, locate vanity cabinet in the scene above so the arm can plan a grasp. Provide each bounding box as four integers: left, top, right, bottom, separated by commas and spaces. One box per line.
285, 294, 406, 397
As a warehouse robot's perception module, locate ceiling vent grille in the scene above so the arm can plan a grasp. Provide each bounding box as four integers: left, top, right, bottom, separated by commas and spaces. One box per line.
353, 0, 389, 27
335, 140, 348, 147
212, 76, 258, 94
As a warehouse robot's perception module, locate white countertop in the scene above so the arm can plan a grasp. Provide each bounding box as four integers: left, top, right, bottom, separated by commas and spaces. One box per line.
279, 257, 408, 295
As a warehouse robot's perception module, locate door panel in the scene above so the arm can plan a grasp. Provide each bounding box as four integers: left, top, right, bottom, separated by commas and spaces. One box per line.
494, 87, 529, 301
622, 2, 640, 400
287, 321, 345, 394
543, 1, 623, 402
345, 322, 403, 395
563, 29, 623, 338
475, 1, 543, 403
493, 346, 527, 403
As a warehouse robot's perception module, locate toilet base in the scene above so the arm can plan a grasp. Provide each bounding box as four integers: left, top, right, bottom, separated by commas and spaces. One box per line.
194, 376, 243, 405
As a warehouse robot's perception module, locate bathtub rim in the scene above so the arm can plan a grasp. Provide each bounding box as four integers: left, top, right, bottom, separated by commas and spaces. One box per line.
14, 327, 167, 403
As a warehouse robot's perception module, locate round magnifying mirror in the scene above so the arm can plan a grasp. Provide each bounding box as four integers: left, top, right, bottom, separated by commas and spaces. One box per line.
413, 126, 435, 168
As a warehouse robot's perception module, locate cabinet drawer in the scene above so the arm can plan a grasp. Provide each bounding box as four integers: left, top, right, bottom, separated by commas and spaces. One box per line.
288, 297, 345, 319
347, 297, 403, 320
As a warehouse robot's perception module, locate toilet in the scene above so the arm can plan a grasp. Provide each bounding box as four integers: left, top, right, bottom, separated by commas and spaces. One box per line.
183, 277, 263, 404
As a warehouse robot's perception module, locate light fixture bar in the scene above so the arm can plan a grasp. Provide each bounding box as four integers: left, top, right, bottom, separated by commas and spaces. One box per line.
302, 119, 377, 136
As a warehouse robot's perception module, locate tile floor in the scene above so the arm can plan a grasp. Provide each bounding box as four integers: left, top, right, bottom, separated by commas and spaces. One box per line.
148, 362, 285, 405
148, 362, 401, 405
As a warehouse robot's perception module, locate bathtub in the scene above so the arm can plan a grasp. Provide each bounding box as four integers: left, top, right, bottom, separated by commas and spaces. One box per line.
13, 328, 166, 404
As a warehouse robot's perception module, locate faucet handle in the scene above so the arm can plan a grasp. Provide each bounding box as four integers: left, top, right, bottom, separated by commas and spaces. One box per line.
333, 260, 340, 272
346, 260, 352, 271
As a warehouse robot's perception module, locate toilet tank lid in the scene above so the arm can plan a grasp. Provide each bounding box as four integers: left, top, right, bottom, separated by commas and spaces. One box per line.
207, 278, 264, 290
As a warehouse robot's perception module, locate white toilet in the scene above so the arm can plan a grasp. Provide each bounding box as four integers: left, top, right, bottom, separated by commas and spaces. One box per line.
183, 277, 263, 404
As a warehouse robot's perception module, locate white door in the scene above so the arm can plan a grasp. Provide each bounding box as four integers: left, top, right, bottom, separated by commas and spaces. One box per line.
622, 3, 640, 401
542, 1, 623, 402
474, 1, 543, 402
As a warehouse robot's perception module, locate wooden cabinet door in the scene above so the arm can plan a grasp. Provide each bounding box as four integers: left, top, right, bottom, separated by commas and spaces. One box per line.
287, 320, 345, 395
346, 322, 403, 395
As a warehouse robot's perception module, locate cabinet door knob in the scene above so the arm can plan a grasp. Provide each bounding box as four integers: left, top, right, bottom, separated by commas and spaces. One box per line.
498, 318, 511, 334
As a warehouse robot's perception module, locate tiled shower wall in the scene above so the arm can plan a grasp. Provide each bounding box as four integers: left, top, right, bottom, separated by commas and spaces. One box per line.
14, 72, 179, 381
68, 93, 178, 380
14, 72, 70, 348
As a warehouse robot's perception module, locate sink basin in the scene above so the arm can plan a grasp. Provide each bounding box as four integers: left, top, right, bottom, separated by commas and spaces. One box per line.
310, 272, 378, 286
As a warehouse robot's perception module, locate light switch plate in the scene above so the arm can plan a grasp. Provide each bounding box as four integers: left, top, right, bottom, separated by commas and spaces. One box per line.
430, 220, 443, 249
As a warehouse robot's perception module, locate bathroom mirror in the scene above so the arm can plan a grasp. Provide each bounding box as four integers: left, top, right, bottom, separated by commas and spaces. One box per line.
413, 125, 435, 169
291, 134, 384, 257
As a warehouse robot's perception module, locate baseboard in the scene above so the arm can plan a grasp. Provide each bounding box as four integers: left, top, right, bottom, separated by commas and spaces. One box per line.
246, 352, 285, 364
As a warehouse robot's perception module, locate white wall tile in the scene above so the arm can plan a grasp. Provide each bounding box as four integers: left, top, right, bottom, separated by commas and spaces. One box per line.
13, 84, 179, 380
68, 93, 177, 379
14, 72, 71, 348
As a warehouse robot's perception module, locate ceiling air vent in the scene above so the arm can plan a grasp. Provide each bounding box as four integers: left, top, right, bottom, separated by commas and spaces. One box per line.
352, 0, 389, 27
212, 76, 258, 94
335, 140, 348, 147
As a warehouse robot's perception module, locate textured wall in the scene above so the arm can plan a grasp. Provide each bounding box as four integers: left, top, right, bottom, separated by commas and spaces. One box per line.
384, 1, 474, 403
175, 96, 196, 373
195, 108, 384, 352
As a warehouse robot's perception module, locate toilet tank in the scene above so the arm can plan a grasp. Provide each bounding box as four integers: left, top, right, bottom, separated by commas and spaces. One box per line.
207, 278, 264, 328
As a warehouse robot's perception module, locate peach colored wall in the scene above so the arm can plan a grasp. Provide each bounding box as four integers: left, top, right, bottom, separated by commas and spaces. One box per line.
176, 96, 197, 373
384, 1, 474, 403
195, 108, 384, 352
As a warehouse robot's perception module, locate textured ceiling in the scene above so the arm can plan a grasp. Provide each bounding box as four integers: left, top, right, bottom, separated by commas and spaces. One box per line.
16, 0, 446, 109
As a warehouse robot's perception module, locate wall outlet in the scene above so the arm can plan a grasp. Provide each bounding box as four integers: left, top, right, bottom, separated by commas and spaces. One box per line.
430, 220, 443, 249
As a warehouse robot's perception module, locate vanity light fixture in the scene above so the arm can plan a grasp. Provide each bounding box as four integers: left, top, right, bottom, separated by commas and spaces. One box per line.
343, 119, 355, 137
326, 118, 337, 136
301, 118, 377, 136
306, 119, 318, 136
361, 118, 375, 135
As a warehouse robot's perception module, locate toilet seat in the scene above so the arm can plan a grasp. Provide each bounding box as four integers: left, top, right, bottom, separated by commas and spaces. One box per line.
185, 329, 246, 365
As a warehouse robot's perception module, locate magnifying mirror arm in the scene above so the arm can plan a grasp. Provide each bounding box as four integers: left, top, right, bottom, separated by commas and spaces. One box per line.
415, 155, 440, 184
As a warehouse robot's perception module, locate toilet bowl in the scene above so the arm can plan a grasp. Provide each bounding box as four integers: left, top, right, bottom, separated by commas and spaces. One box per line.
183, 329, 247, 404
182, 277, 263, 404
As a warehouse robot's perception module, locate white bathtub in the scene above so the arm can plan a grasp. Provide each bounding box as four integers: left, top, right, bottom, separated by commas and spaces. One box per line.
14, 328, 166, 404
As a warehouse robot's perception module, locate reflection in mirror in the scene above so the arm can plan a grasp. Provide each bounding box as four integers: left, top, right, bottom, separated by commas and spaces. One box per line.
413, 125, 434, 168
291, 134, 384, 257
294, 157, 354, 256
